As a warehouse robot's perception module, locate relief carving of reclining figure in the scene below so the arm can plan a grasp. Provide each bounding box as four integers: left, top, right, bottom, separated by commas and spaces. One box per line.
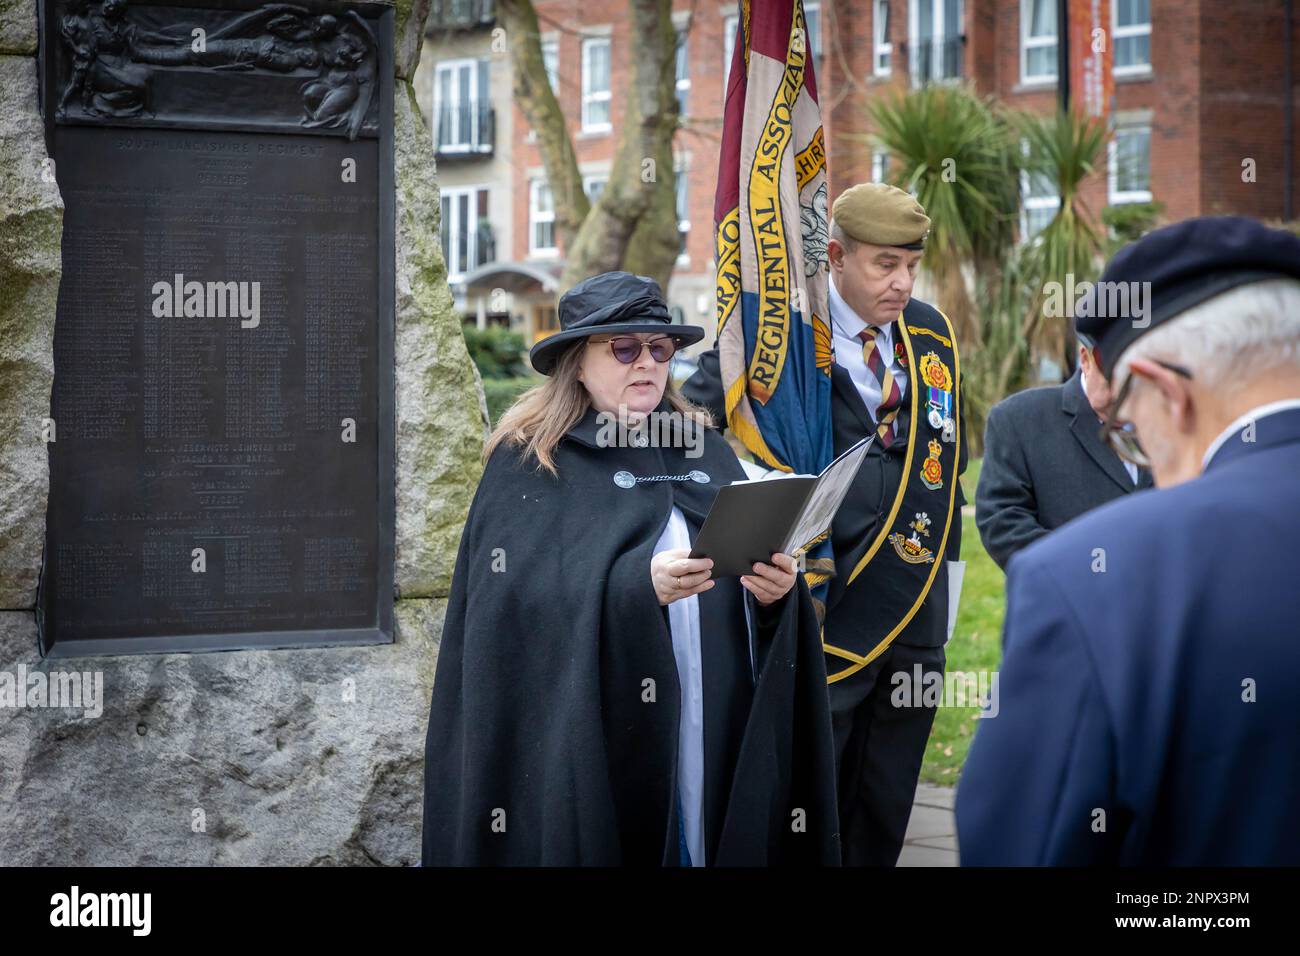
57, 0, 378, 140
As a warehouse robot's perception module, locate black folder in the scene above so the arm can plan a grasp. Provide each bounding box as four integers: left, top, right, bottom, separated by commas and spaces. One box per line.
690, 435, 873, 577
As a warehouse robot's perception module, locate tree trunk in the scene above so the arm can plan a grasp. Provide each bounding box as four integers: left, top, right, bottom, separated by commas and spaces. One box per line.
499, 0, 683, 294
498, 0, 590, 250
561, 0, 682, 293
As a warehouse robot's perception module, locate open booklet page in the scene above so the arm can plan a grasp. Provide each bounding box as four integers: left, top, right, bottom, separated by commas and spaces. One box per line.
780, 436, 872, 554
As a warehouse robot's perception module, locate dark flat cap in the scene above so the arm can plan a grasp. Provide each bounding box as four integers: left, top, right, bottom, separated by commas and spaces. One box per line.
1077, 216, 1300, 378
529, 271, 704, 375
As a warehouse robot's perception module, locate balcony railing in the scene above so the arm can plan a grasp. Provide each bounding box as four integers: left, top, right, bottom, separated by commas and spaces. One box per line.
435, 105, 495, 158
429, 0, 496, 32
908, 34, 965, 87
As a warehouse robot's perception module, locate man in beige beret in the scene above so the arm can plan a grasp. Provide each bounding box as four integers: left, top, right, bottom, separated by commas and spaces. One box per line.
820, 181, 967, 867
685, 181, 969, 865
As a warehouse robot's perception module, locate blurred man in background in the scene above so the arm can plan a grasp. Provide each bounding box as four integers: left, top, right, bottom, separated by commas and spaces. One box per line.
976, 330, 1152, 570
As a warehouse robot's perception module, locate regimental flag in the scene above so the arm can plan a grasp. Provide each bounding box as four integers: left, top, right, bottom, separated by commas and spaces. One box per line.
716, 0, 836, 601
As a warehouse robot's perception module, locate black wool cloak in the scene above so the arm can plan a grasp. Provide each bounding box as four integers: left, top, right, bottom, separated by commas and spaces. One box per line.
421, 403, 840, 866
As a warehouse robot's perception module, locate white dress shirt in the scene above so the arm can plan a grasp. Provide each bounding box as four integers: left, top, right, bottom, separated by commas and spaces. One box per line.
654, 505, 705, 867
1201, 399, 1300, 469
828, 274, 908, 420
1121, 457, 1139, 485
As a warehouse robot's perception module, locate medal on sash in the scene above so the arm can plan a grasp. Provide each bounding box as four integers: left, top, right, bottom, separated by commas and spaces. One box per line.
925, 386, 951, 431
918, 351, 955, 439
825, 311, 962, 686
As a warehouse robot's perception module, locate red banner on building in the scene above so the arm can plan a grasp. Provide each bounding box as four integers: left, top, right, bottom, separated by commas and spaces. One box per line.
1070, 0, 1113, 121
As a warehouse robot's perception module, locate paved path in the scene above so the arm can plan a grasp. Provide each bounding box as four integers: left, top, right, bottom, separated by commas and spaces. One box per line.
897, 784, 959, 866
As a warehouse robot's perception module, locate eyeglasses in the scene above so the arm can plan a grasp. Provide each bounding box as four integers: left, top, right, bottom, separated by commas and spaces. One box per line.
1098, 359, 1193, 467
592, 335, 680, 365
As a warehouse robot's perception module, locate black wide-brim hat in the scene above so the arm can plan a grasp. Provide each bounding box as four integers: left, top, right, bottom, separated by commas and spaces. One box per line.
529, 271, 705, 375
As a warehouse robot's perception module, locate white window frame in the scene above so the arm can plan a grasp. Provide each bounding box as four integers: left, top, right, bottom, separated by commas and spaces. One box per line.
675, 157, 690, 266
873, 0, 893, 77
541, 38, 560, 93
1019, 141, 1060, 243
1019, 0, 1057, 86
1113, 0, 1152, 77
583, 174, 608, 203
803, 2, 822, 61
909, 0, 964, 88
723, 13, 739, 98
1108, 125, 1153, 205
440, 185, 491, 281
433, 57, 488, 152
524, 38, 559, 145
529, 179, 558, 257
675, 28, 690, 118
581, 37, 612, 133
871, 150, 890, 183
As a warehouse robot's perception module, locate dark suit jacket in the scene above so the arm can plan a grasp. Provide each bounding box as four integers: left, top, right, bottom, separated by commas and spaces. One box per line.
956, 406, 1300, 865
975, 372, 1152, 570
683, 300, 965, 651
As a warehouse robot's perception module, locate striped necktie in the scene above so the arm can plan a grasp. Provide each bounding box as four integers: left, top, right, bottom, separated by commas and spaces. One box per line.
859, 325, 902, 448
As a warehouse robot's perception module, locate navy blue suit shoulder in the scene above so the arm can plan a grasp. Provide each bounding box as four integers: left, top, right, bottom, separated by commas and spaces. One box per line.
960, 419, 1300, 865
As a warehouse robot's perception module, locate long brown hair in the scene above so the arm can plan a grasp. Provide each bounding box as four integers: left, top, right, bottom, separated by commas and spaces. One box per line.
484, 338, 714, 475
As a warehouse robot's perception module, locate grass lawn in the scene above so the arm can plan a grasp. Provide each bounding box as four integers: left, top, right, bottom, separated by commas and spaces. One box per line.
918, 458, 1007, 786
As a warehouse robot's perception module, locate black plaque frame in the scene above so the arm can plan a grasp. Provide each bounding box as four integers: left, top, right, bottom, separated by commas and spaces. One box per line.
35, 0, 396, 657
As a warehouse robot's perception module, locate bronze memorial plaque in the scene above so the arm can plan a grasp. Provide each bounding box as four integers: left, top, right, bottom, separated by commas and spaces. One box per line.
37, 0, 395, 656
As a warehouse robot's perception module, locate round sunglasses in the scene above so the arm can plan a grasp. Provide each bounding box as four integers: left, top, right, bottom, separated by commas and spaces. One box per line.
590, 334, 681, 365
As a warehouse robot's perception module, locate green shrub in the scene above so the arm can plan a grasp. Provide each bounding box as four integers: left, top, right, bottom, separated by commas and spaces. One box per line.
481, 376, 537, 426
1102, 201, 1165, 249
462, 324, 527, 379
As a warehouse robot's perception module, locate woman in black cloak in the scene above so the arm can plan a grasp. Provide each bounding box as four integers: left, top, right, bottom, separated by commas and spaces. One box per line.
421, 272, 840, 866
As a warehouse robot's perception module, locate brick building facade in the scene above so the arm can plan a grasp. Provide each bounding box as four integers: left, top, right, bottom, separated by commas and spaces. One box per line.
824, 0, 1299, 227
424, 0, 1298, 344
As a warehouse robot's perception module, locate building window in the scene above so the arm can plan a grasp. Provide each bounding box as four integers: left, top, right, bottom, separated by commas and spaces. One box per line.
871, 150, 891, 184
1114, 0, 1151, 75
583, 175, 607, 203
804, 2, 822, 61
1109, 125, 1152, 204
541, 39, 559, 94
1020, 144, 1059, 241
430, 0, 495, 30
530, 179, 557, 255
581, 37, 612, 132
910, 0, 963, 87
723, 14, 739, 96
675, 29, 690, 118
434, 58, 490, 151
440, 187, 492, 280
874, 0, 893, 76
675, 161, 690, 262
1020, 0, 1056, 84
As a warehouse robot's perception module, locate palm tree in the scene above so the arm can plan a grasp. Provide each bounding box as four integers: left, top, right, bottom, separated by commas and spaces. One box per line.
1014, 108, 1110, 377
860, 84, 1022, 349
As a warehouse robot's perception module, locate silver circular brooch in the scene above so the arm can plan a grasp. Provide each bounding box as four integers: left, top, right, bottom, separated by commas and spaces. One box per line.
690, 470, 710, 483
613, 470, 636, 489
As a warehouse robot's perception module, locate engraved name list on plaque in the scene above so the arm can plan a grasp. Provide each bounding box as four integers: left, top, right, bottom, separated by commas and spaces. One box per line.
38, 0, 396, 656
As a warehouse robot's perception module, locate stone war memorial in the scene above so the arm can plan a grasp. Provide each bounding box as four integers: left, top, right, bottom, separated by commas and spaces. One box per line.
0, 0, 487, 864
